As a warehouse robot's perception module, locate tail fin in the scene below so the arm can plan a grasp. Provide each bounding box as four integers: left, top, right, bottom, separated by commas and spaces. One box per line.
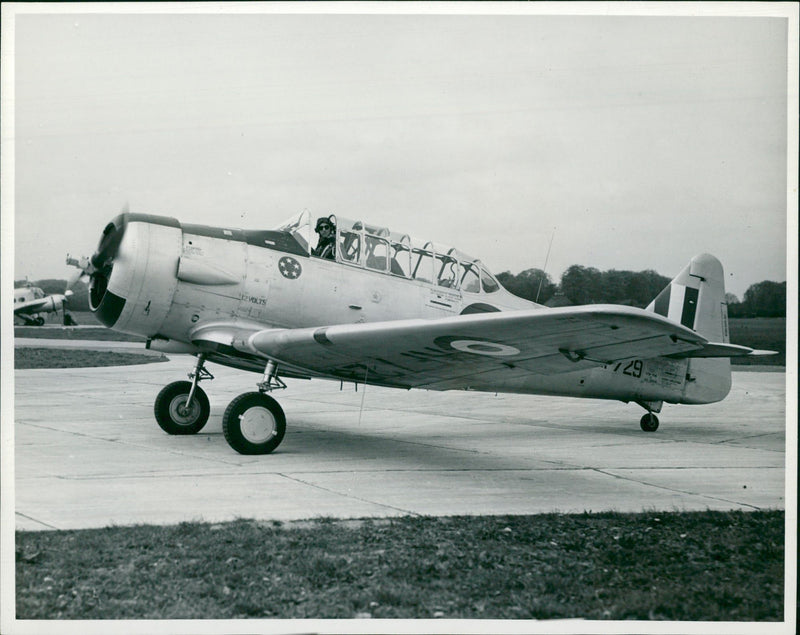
647, 254, 731, 404
647, 253, 729, 342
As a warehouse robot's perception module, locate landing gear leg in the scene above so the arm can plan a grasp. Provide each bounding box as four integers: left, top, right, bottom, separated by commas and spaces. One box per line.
222, 360, 287, 455
185, 354, 214, 410
257, 360, 287, 393
154, 354, 213, 435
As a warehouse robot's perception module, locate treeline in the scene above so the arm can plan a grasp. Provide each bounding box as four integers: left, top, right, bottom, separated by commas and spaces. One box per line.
726, 281, 786, 318
496, 266, 670, 308
495, 267, 786, 317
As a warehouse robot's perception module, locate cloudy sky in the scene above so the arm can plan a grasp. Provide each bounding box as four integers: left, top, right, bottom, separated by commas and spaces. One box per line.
3, 3, 796, 300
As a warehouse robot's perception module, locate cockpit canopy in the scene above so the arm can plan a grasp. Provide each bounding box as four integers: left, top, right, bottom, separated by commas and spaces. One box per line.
274, 211, 501, 294
15, 286, 45, 302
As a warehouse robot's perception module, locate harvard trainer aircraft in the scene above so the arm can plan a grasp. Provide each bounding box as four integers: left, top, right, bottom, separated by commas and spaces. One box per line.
68, 210, 773, 455
13, 285, 75, 326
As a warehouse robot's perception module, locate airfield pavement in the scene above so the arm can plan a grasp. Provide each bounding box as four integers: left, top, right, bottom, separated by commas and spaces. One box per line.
12, 342, 787, 531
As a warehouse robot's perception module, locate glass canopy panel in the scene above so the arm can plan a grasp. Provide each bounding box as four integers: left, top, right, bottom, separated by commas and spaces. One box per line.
335, 217, 362, 264
365, 234, 391, 272
411, 249, 434, 283
435, 254, 459, 288
460, 263, 481, 293
273, 210, 312, 255
481, 268, 500, 293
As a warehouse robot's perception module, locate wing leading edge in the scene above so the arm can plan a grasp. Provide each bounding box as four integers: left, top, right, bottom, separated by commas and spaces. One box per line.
14, 298, 54, 315
234, 305, 724, 390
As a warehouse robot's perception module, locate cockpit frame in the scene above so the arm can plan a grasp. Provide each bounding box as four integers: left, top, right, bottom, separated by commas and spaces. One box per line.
273, 210, 501, 294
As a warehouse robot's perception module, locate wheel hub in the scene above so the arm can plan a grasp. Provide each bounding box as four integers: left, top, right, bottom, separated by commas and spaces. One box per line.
238, 407, 277, 444
170, 396, 200, 425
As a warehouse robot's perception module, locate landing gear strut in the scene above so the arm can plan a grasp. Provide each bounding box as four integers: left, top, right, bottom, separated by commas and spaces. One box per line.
153, 355, 212, 435
153, 356, 288, 454
222, 360, 287, 455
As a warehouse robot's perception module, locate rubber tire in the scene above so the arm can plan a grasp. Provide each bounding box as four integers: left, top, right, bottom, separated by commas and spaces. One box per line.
154, 381, 210, 435
640, 413, 660, 432
223, 392, 286, 455
34, 316, 45, 326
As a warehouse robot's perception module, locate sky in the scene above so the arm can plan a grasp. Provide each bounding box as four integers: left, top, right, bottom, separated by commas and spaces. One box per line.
3, 3, 797, 301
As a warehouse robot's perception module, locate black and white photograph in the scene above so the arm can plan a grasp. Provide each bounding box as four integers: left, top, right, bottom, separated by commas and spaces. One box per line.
2, 2, 796, 633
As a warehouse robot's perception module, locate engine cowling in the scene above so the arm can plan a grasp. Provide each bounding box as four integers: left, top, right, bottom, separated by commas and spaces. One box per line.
90, 214, 182, 337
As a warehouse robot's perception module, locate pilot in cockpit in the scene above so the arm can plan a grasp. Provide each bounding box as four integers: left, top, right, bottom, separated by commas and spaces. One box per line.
312, 216, 336, 260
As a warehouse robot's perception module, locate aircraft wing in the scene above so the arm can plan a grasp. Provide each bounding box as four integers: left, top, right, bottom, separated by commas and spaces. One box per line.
235, 305, 719, 390
14, 297, 56, 315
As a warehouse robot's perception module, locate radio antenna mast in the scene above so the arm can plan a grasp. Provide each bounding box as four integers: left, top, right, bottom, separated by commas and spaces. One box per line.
535, 229, 556, 304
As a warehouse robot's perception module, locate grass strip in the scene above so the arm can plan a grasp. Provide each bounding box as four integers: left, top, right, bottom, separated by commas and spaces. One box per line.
16, 510, 783, 621
14, 348, 167, 369
14, 327, 145, 342
729, 318, 786, 366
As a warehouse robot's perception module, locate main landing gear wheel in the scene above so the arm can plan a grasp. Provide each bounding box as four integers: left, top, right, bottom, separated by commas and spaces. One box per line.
154, 380, 210, 435
222, 392, 286, 455
640, 413, 660, 432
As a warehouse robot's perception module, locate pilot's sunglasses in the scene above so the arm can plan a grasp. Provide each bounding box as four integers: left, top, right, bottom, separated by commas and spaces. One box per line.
319, 225, 331, 231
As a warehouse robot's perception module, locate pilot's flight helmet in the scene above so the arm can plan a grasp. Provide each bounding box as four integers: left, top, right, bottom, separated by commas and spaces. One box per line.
315, 216, 335, 232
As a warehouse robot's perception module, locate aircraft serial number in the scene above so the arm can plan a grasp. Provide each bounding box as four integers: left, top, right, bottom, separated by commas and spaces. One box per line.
610, 359, 643, 378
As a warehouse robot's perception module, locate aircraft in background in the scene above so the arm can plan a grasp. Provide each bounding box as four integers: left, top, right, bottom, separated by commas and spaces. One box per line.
68, 210, 774, 455
13, 284, 76, 326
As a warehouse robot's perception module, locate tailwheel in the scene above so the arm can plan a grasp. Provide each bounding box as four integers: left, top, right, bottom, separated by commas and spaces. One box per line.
640, 412, 660, 432
223, 392, 286, 455
154, 380, 210, 435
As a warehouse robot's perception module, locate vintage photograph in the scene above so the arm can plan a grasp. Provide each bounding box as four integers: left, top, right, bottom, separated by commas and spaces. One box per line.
2, 2, 796, 633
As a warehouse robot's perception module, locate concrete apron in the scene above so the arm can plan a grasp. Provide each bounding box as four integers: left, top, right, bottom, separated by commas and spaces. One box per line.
13, 355, 786, 531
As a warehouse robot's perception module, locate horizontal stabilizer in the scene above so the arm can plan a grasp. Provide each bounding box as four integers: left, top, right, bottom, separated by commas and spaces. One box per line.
668, 342, 779, 359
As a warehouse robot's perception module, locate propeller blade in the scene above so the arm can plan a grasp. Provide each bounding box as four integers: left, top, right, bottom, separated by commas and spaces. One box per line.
66, 255, 92, 289
91, 217, 127, 270
66, 267, 83, 289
